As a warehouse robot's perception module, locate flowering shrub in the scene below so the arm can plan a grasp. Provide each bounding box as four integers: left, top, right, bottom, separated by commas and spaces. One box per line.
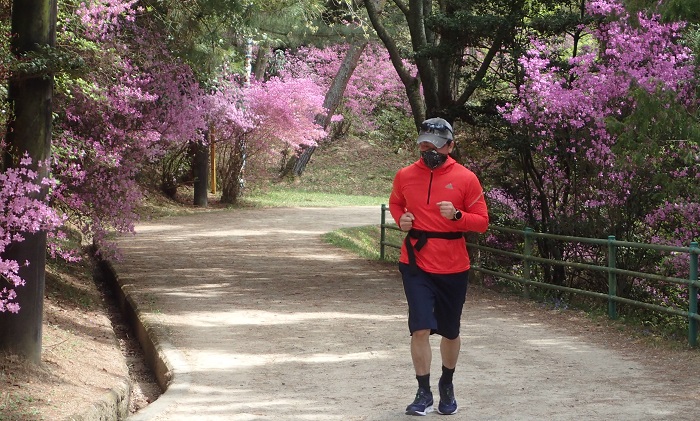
498, 0, 697, 239
0, 158, 65, 312
280, 42, 413, 132
206, 74, 327, 202
51, 1, 207, 257
492, 0, 699, 322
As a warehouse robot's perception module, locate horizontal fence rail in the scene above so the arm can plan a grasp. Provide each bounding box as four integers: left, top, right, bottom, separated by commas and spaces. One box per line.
379, 205, 700, 347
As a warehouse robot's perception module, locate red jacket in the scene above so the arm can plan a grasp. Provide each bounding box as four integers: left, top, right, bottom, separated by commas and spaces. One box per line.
389, 156, 489, 274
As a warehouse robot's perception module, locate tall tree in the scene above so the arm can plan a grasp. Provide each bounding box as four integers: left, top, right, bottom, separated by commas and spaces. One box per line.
290, 38, 368, 176
285, 1, 371, 176
0, 0, 57, 363
362, 0, 582, 130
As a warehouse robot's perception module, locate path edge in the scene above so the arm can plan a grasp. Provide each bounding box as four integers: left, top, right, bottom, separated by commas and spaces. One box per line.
96, 259, 192, 421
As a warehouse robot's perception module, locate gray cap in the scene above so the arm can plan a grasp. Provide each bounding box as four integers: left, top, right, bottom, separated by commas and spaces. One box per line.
416, 117, 454, 148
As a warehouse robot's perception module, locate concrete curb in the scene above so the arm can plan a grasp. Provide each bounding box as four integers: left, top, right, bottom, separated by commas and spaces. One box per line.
64, 377, 131, 421
62, 258, 136, 421
64, 259, 192, 421
98, 259, 192, 421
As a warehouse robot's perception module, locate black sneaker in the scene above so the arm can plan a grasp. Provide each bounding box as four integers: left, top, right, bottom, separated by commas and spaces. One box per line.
437, 382, 458, 415
405, 387, 434, 416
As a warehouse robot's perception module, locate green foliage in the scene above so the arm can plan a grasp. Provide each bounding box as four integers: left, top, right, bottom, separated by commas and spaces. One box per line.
8, 45, 85, 80
140, 0, 250, 78
686, 25, 700, 66
365, 107, 416, 153
0, 0, 87, 84
142, 0, 356, 81
607, 87, 700, 201
624, 0, 700, 22
528, 4, 591, 36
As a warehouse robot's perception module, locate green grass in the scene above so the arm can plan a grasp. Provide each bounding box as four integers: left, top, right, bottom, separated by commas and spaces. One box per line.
0, 393, 42, 420
242, 186, 388, 207
322, 223, 403, 262
237, 135, 412, 209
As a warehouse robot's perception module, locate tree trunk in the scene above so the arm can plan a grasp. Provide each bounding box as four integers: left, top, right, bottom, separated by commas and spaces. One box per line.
192, 140, 209, 207
291, 145, 316, 177
253, 41, 270, 81
289, 39, 368, 177
0, 0, 57, 364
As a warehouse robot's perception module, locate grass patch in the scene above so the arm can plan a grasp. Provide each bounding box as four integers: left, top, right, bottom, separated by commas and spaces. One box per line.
242, 186, 387, 208
322, 224, 403, 262
0, 391, 42, 420
236, 135, 412, 209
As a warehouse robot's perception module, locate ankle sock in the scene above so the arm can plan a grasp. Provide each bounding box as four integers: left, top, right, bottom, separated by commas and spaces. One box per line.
416, 374, 430, 392
440, 365, 455, 385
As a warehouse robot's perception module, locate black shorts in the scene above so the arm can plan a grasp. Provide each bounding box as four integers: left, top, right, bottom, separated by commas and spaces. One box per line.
399, 263, 469, 340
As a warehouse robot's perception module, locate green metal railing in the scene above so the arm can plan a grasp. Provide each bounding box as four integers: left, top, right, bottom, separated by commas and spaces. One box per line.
379, 205, 700, 347
379, 204, 403, 257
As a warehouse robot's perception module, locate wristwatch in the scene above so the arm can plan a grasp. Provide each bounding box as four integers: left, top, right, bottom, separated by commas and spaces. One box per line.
452, 209, 462, 221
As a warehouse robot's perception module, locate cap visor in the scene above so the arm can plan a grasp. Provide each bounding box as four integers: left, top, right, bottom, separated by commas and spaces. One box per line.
417, 133, 448, 148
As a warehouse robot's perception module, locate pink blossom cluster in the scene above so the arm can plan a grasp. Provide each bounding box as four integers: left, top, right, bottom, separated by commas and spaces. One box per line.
280, 42, 413, 129
205, 73, 327, 187
50, 4, 209, 258
75, 0, 140, 41
244, 76, 327, 149
0, 157, 65, 313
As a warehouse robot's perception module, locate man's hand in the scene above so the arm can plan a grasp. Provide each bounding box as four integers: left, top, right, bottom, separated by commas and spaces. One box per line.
399, 212, 415, 231
436, 201, 456, 219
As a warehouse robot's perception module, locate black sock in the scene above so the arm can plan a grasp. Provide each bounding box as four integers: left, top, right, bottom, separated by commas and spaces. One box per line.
416, 374, 430, 392
440, 365, 455, 385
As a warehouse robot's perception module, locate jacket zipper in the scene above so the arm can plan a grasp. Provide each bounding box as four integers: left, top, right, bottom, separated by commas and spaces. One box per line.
426, 171, 433, 204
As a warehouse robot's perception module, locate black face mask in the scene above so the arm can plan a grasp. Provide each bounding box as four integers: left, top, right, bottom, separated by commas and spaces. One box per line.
421, 150, 448, 169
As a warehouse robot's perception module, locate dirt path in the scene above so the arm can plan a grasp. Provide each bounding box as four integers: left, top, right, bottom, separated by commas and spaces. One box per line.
111, 206, 699, 421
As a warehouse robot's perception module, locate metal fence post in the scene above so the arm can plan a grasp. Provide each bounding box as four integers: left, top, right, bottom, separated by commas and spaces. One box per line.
689, 241, 698, 347
608, 235, 618, 320
380, 204, 387, 260
523, 228, 533, 299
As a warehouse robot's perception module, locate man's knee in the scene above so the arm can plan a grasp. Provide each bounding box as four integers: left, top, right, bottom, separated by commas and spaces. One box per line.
412, 329, 431, 340
442, 332, 460, 341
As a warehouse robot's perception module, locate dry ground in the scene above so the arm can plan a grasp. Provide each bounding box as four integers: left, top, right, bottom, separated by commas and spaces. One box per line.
0, 253, 162, 421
